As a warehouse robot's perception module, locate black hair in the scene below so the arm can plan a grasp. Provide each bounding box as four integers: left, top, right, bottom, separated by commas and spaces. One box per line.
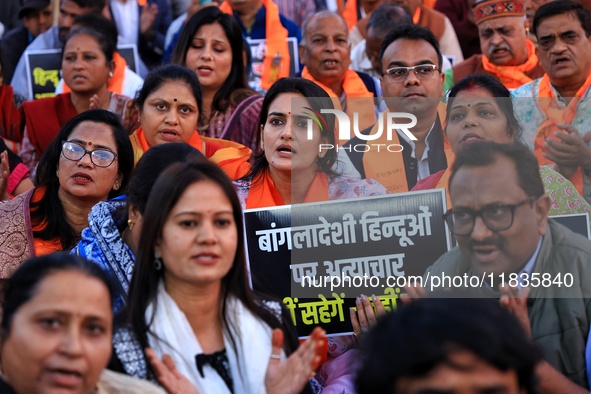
68, 0, 107, 13
241, 77, 337, 183
1, 252, 115, 335
378, 24, 443, 74
62, 27, 115, 64
366, 4, 412, 35
171, 6, 256, 113
126, 142, 204, 216
447, 74, 522, 138
356, 297, 540, 394
71, 13, 118, 48
134, 64, 203, 122
533, 0, 591, 38
32, 109, 134, 250
448, 141, 545, 198
127, 159, 298, 374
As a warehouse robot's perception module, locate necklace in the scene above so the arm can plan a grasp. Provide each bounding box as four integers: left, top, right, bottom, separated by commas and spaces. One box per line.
199, 110, 220, 133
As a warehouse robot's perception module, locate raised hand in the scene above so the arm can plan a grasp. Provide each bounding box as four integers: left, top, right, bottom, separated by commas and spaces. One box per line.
0, 151, 10, 201
140, 3, 158, 36
265, 327, 326, 394
544, 124, 591, 179
145, 347, 199, 394
350, 294, 387, 337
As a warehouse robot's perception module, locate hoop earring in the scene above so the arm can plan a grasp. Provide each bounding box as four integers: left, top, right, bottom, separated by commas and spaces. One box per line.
154, 251, 163, 271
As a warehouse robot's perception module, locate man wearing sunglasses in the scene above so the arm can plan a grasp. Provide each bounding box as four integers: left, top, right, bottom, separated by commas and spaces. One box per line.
425, 141, 591, 392
341, 23, 451, 194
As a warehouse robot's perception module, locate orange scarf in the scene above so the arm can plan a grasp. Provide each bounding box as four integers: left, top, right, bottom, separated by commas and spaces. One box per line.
412, 7, 421, 24
130, 126, 252, 179
534, 71, 591, 195
245, 168, 329, 209
63, 52, 126, 95
342, 0, 357, 31
219, 0, 289, 90
481, 39, 539, 89
362, 118, 409, 193
363, 110, 452, 194
301, 67, 375, 146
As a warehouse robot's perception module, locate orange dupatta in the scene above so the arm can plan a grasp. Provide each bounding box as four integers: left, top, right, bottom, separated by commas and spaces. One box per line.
361, 116, 408, 193
363, 104, 451, 194
63, 52, 126, 95
301, 67, 375, 145
219, 0, 289, 90
481, 39, 539, 89
129, 126, 252, 180
534, 71, 591, 195
245, 169, 329, 209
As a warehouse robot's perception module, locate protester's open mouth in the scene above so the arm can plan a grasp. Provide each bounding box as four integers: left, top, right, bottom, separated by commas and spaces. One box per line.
460, 133, 484, 144
277, 144, 294, 156
72, 172, 93, 183
45, 368, 84, 387
553, 56, 571, 66
159, 129, 181, 141
193, 252, 220, 264
323, 60, 340, 68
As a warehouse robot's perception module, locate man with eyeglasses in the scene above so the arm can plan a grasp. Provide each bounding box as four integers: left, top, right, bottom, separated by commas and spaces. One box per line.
341, 23, 451, 193
424, 141, 591, 392
444, 0, 544, 92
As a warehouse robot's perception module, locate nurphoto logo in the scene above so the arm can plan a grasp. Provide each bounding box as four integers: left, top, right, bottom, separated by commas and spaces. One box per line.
306, 109, 418, 153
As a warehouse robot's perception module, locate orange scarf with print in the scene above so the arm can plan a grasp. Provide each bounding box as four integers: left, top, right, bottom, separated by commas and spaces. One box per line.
130, 126, 251, 179
63, 52, 126, 95
481, 39, 539, 89
245, 168, 329, 209
219, 0, 289, 90
301, 67, 375, 145
363, 109, 452, 194
534, 72, 591, 195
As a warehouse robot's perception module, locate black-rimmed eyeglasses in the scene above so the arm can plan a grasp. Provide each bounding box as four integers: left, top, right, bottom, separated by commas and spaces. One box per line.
383, 64, 439, 83
61, 141, 117, 168
443, 197, 537, 236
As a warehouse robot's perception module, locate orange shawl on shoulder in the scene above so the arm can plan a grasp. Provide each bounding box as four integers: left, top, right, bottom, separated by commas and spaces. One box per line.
245, 168, 329, 209
534, 72, 591, 195
130, 126, 252, 180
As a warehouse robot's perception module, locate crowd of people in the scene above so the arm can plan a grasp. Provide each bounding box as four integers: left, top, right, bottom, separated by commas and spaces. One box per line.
0, 0, 590, 392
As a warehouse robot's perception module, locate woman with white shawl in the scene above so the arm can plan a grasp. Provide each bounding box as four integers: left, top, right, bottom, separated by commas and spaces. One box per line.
109, 158, 325, 394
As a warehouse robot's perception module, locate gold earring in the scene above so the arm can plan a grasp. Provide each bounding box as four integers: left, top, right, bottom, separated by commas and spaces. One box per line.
127, 219, 134, 231
113, 182, 120, 190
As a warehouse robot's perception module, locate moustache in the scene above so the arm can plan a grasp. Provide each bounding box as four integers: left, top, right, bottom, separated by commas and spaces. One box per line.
488, 44, 512, 57
465, 237, 503, 250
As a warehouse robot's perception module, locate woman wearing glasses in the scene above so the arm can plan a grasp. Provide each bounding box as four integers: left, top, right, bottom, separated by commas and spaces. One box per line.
412, 74, 591, 216
0, 109, 134, 276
